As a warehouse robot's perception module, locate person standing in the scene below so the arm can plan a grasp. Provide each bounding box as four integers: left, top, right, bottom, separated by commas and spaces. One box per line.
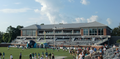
0, 52, 2, 59
29, 53, 32, 59
35, 53, 37, 59
52, 53, 54, 59
32, 53, 34, 59
19, 52, 22, 59
38, 53, 40, 59
45, 52, 48, 59
10, 54, 13, 59
3, 52, 5, 59
48, 53, 51, 59
78, 52, 83, 59
89, 48, 94, 58
42, 52, 44, 56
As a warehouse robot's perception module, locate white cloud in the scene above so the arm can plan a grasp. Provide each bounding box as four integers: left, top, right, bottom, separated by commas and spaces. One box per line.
80, 0, 90, 5
15, 2, 21, 4
0, 8, 31, 13
106, 18, 111, 25
35, 0, 69, 24
87, 15, 98, 23
34, 9, 41, 13
75, 17, 86, 23
68, 0, 74, 2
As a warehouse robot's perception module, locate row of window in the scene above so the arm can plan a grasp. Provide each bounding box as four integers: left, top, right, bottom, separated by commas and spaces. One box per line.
22, 28, 103, 36
39, 30, 80, 34
22, 30, 36, 36
83, 28, 103, 35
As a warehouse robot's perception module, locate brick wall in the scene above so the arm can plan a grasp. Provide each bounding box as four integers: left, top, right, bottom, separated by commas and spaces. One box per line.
21, 30, 22, 36
81, 29, 83, 36
103, 28, 106, 35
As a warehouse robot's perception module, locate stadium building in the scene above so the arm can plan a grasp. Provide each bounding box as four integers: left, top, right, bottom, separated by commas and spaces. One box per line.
14, 21, 111, 46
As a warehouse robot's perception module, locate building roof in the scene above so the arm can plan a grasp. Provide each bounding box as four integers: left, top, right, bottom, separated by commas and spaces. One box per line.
21, 21, 108, 30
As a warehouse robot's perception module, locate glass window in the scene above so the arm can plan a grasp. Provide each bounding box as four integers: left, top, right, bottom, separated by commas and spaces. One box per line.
74, 30, 80, 33
33, 30, 36, 36
89, 28, 97, 35
22, 30, 26, 36
45, 31, 53, 33
26, 30, 32, 36
55, 30, 62, 33
83, 29, 88, 35
63, 30, 72, 33
98, 28, 103, 35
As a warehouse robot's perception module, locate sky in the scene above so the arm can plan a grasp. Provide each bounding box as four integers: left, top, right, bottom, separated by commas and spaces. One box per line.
0, 0, 120, 32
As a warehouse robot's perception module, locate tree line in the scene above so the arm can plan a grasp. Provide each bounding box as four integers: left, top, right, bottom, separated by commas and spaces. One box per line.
0, 25, 23, 43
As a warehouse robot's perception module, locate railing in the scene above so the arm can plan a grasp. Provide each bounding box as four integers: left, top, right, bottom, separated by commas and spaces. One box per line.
38, 33, 80, 35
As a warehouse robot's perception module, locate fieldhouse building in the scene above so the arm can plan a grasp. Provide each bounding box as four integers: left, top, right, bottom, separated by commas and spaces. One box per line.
14, 21, 111, 46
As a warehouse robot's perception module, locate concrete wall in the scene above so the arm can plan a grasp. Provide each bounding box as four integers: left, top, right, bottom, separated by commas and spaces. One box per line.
109, 36, 120, 45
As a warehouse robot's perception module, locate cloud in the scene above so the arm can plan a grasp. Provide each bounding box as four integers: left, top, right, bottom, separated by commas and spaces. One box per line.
75, 17, 86, 23
87, 15, 98, 23
35, 0, 70, 24
80, 0, 90, 5
0, 8, 31, 13
106, 18, 111, 25
68, 0, 74, 2
34, 9, 41, 13
15, 2, 21, 4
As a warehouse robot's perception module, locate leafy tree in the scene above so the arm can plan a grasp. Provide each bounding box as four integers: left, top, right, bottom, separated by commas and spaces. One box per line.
2, 33, 10, 42
41, 23, 44, 25
0, 31, 4, 43
6, 25, 23, 42
112, 25, 120, 36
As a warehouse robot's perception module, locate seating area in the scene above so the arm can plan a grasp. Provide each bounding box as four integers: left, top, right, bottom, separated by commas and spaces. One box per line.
11, 36, 108, 46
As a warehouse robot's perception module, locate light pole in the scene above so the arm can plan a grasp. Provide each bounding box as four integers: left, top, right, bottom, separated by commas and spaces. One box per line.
53, 27, 56, 48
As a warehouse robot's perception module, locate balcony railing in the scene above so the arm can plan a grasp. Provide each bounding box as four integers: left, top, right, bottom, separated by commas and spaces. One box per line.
38, 33, 80, 35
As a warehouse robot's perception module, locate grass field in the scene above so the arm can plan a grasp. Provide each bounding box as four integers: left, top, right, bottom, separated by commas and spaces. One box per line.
0, 47, 73, 59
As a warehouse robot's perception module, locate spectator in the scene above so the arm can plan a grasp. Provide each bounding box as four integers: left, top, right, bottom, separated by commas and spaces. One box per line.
45, 52, 48, 59
29, 53, 32, 59
78, 52, 83, 59
52, 53, 54, 59
48, 53, 51, 59
40, 56, 43, 59
89, 48, 94, 58
35, 53, 37, 59
19, 52, 22, 59
10, 54, 13, 59
38, 53, 40, 59
0, 52, 2, 59
3, 52, 5, 59
42, 52, 44, 56
94, 48, 97, 52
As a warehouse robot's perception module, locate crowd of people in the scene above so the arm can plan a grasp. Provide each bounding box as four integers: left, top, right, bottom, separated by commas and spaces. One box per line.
29, 52, 54, 59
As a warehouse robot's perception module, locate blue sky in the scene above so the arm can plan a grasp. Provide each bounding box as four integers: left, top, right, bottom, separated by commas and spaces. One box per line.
0, 0, 120, 32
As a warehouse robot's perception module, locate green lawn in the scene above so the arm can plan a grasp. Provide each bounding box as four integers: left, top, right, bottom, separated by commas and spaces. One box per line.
0, 47, 73, 59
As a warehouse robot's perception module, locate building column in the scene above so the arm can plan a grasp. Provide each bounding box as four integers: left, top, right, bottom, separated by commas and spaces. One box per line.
103, 28, 107, 35
97, 28, 98, 35
21, 30, 22, 36
81, 29, 83, 36
88, 29, 89, 36
62, 30, 63, 34
36, 30, 38, 36
72, 30, 74, 34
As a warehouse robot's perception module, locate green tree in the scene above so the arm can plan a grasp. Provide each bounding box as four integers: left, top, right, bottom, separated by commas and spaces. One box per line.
6, 25, 23, 42
112, 26, 120, 36
2, 33, 10, 42
41, 23, 44, 25
0, 31, 4, 43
